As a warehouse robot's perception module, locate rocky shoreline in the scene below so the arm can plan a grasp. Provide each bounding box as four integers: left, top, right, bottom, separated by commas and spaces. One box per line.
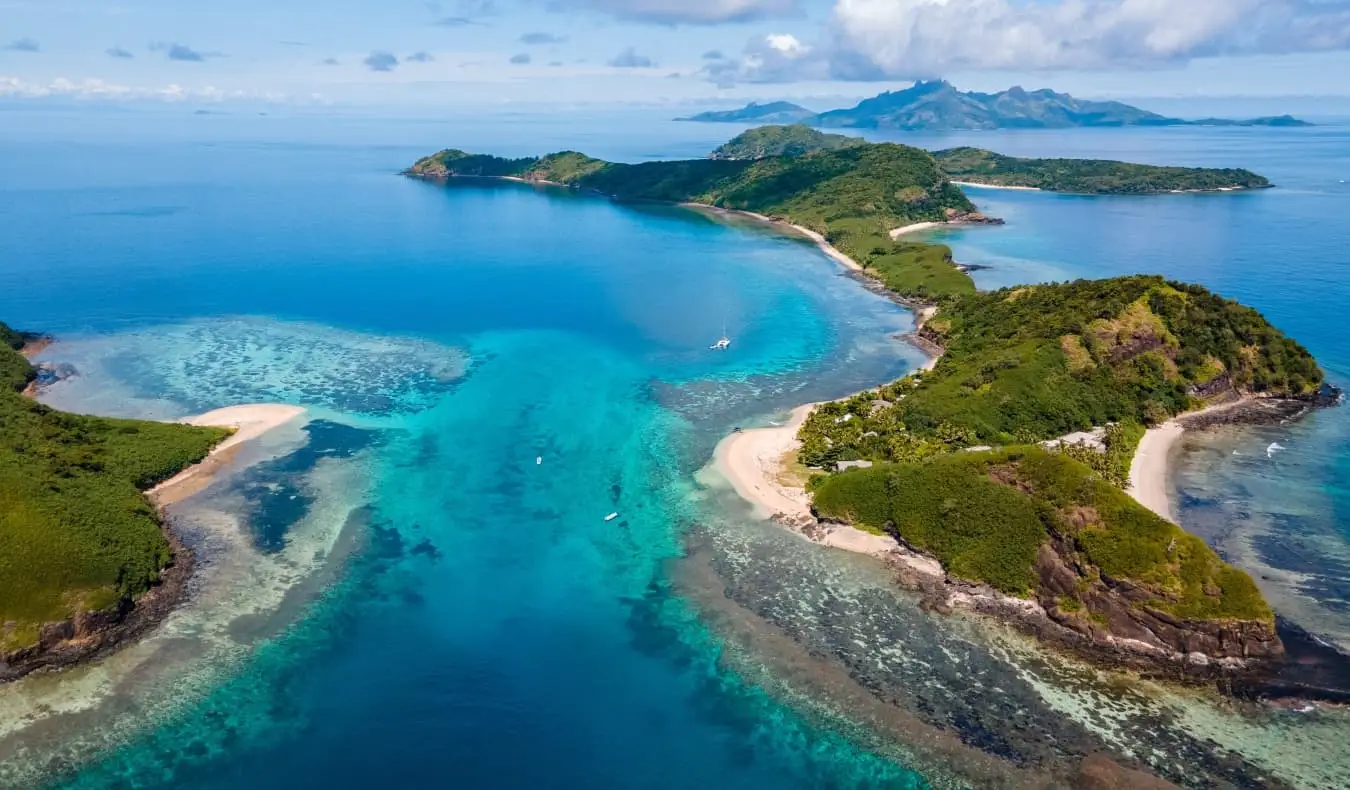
0, 526, 195, 683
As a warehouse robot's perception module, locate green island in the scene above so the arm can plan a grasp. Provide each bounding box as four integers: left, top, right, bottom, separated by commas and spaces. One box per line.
0, 323, 229, 660
408, 142, 987, 302
708, 125, 1273, 195
932, 147, 1272, 194
801, 276, 1322, 668
408, 135, 1325, 674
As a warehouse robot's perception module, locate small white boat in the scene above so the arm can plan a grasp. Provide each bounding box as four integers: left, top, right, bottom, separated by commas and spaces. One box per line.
710, 337, 731, 350
604, 512, 619, 522
536, 456, 542, 465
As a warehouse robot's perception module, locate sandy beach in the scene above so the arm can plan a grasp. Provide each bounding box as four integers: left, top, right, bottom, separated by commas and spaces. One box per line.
711, 404, 898, 557
889, 221, 944, 238
950, 181, 1042, 192
149, 404, 307, 506
1127, 398, 1260, 523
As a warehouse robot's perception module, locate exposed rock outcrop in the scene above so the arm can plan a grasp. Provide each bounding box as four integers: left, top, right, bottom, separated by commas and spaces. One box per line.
0, 525, 193, 683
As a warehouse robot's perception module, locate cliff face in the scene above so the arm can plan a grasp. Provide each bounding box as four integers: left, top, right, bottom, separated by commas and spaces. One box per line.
1033, 540, 1282, 674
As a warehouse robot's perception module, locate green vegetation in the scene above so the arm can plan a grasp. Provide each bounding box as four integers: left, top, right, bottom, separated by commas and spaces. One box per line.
0, 323, 229, 652
933, 147, 1271, 194
408, 142, 979, 301
801, 276, 1321, 471
709, 124, 865, 160
812, 447, 1272, 622
1059, 421, 1146, 488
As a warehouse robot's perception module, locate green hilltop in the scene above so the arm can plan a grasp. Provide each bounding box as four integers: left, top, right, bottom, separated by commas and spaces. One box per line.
0, 324, 229, 656
709, 125, 865, 160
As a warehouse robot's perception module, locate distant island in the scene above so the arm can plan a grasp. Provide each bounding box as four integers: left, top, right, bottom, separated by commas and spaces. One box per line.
677, 100, 815, 124
932, 146, 1270, 194
682, 80, 1313, 131
709, 126, 1273, 195
406, 132, 1339, 685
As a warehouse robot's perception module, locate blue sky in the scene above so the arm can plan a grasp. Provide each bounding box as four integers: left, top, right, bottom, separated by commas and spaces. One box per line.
2, 0, 1349, 107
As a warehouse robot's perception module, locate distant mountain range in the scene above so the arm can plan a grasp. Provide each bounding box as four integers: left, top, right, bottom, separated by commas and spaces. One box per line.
680, 81, 1312, 130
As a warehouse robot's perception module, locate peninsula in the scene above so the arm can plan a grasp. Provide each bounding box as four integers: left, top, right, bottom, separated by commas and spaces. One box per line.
406, 141, 998, 302
683, 80, 1312, 130
406, 137, 1332, 681
0, 322, 301, 681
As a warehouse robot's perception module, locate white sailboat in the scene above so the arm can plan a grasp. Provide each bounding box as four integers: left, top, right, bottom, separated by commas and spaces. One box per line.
710, 317, 731, 350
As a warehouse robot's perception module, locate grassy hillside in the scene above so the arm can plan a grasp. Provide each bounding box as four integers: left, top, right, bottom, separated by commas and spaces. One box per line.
800, 276, 1321, 469
812, 447, 1271, 623
933, 147, 1271, 194
0, 323, 229, 653
408, 143, 980, 301
709, 124, 865, 160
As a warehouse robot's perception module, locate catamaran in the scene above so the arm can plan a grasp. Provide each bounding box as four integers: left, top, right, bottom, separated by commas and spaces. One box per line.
710, 318, 731, 350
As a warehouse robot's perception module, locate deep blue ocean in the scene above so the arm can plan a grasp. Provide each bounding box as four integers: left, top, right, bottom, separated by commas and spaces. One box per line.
1, 105, 1349, 789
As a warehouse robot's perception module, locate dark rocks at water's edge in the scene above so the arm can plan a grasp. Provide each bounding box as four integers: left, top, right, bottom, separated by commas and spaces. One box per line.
0, 524, 194, 683
1234, 618, 1350, 704
874, 530, 1285, 686
943, 208, 1004, 227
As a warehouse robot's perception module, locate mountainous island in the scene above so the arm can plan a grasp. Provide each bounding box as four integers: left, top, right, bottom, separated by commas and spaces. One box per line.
677, 100, 815, 124
0, 324, 231, 680
712, 126, 1272, 194
407, 132, 1335, 684
683, 80, 1312, 131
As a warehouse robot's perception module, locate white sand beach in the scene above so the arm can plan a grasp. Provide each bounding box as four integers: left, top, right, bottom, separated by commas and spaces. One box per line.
150, 404, 307, 505
950, 181, 1042, 191
711, 404, 898, 557
1127, 399, 1259, 523
1128, 421, 1184, 522
889, 221, 944, 238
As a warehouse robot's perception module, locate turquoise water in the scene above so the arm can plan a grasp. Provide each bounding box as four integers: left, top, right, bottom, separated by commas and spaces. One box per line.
3, 110, 1350, 789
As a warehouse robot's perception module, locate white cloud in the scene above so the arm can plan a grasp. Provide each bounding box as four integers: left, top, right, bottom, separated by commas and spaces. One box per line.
826, 0, 1350, 79
703, 33, 822, 85
551, 0, 799, 25
0, 76, 286, 102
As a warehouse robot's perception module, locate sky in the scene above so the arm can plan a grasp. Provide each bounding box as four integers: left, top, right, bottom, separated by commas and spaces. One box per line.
2, 0, 1350, 109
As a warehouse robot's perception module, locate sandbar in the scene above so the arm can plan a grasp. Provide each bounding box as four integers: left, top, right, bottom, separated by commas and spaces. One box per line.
711, 404, 898, 557
149, 404, 307, 506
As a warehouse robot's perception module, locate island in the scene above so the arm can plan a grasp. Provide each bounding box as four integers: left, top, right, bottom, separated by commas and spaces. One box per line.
406, 142, 999, 302
682, 80, 1312, 130
931, 147, 1272, 194
0, 321, 300, 681
675, 100, 815, 124
706, 126, 1274, 194
405, 138, 1336, 682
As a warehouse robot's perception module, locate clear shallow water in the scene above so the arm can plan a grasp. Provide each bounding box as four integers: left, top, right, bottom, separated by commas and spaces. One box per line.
3, 111, 1350, 789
